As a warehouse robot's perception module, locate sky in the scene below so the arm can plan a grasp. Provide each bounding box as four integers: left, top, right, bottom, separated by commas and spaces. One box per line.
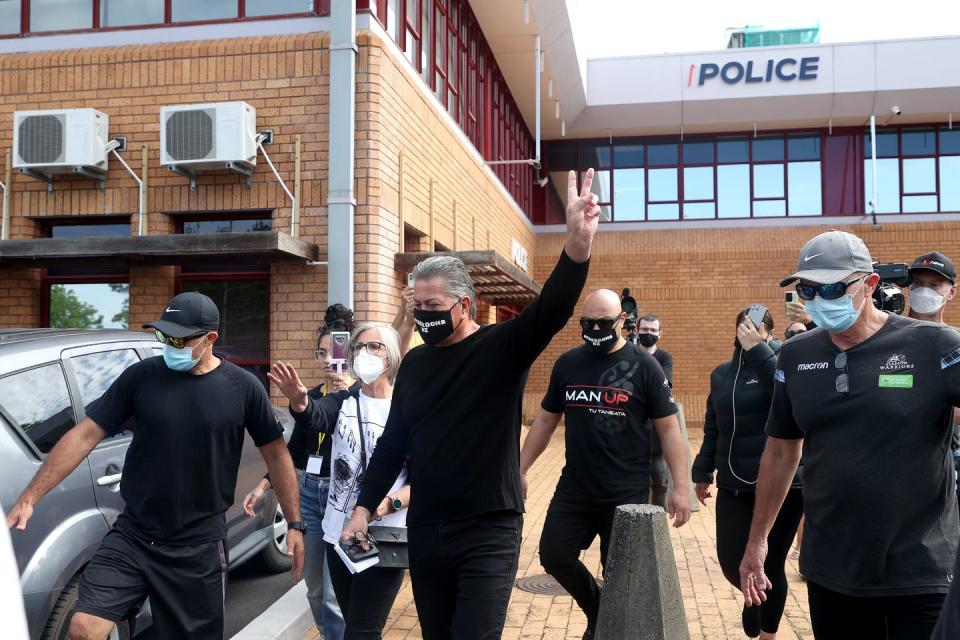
567, 0, 960, 60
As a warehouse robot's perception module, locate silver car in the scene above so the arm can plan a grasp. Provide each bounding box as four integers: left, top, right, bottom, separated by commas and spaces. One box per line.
0, 329, 293, 640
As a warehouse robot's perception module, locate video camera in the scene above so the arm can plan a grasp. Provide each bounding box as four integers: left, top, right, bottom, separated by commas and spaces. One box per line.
872, 262, 911, 315
621, 288, 639, 343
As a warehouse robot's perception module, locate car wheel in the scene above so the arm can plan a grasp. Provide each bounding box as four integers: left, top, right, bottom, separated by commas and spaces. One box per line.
257, 498, 293, 573
41, 573, 131, 640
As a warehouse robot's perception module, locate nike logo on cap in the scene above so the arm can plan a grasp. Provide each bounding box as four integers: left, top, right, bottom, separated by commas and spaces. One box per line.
804, 253, 823, 262
165, 307, 180, 312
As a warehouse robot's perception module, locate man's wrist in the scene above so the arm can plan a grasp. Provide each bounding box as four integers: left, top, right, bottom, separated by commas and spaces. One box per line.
290, 395, 309, 413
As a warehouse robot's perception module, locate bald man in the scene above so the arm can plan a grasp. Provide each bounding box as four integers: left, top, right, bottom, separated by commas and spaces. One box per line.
520, 289, 691, 639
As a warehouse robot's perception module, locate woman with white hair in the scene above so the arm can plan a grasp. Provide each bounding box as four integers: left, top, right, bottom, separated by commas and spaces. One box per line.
270, 321, 408, 639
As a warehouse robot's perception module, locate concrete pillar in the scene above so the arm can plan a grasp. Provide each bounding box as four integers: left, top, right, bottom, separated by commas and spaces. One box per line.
595, 505, 690, 640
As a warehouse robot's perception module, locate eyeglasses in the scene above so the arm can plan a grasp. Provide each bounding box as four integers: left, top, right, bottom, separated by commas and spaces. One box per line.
835, 352, 849, 395
313, 348, 329, 361
351, 341, 386, 355
796, 275, 867, 301
155, 329, 207, 349
579, 317, 619, 331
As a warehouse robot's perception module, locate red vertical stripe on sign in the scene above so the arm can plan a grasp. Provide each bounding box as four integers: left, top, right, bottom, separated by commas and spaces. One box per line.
688, 64, 695, 87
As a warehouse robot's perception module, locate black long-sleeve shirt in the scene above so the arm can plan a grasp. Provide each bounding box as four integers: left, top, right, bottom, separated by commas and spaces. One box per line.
356, 250, 589, 525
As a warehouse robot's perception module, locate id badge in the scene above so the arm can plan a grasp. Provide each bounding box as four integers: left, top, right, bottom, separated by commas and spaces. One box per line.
306, 455, 323, 475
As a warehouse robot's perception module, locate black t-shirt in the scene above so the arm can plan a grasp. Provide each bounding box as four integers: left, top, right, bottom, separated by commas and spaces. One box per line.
355, 251, 589, 526
87, 356, 283, 544
542, 342, 677, 503
767, 314, 960, 596
652, 348, 674, 387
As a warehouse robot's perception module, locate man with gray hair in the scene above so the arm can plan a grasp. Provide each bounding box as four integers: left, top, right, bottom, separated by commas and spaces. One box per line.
345, 169, 603, 639
739, 230, 960, 639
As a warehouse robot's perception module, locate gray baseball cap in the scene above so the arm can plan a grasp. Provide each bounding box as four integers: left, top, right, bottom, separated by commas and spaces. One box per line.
780, 230, 874, 287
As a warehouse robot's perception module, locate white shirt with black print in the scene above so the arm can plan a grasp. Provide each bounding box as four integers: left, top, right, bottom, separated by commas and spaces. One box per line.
322, 391, 408, 545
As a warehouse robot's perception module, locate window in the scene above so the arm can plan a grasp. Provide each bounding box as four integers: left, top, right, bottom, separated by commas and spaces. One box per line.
245, 0, 313, 16
100, 0, 164, 27
0, 364, 75, 455
0, 0, 20, 34
171, 0, 237, 21
30, 0, 92, 32
176, 215, 271, 388
43, 220, 130, 330
71, 349, 140, 439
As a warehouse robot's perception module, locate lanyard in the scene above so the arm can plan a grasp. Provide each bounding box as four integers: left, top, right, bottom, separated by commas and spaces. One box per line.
315, 432, 326, 455
354, 395, 368, 471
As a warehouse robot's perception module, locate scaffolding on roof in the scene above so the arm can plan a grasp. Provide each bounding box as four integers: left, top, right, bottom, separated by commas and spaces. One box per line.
726, 24, 820, 49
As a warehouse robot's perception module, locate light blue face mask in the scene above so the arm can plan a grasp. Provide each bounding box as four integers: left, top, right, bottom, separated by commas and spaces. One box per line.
162, 340, 206, 372
805, 279, 867, 333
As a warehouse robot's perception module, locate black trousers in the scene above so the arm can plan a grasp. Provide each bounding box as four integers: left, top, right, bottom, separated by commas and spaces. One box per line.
715, 487, 804, 636
75, 524, 227, 639
807, 580, 946, 640
538, 490, 648, 630
325, 543, 405, 640
407, 511, 522, 640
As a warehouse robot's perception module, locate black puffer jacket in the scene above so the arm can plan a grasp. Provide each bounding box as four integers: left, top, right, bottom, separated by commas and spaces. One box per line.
693, 339, 801, 492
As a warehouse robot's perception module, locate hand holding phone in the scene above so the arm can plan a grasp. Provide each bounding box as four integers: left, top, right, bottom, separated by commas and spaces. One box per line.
339, 533, 379, 562
747, 304, 768, 330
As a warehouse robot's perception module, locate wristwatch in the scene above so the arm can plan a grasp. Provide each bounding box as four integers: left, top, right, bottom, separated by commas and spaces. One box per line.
287, 521, 307, 534
389, 496, 403, 511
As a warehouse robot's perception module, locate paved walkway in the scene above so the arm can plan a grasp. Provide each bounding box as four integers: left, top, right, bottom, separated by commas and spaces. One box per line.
306, 430, 813, 639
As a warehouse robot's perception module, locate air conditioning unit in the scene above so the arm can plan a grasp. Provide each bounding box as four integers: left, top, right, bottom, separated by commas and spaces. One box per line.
160, 101, 258, 171
13, 109, 109, 173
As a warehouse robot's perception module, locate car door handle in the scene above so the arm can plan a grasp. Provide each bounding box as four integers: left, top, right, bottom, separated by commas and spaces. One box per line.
96, 473, 122, 487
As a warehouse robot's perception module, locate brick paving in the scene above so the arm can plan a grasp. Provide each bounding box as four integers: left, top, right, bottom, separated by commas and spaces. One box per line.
306, 430, 813, 639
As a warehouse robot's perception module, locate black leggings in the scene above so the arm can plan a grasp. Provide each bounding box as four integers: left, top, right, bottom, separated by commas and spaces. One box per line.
716, 487, 804, 637
807, 580, 945, 640
325, 543, 405, 639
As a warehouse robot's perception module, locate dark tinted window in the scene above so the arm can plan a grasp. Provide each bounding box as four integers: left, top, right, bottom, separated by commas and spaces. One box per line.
717, 138, 749, 163
0, 364, 75, 454
49, 224, 130, 238
752, 135, 784, 162
613, 143, 644, 168
901, 129, 937, 156
682, 140, 714, 164
865, 131, 899, 158
546, 142, 577, 170
71, 350, 140, 440
579, 142, 611, 169
182, 219, 272, 234
788, 134, 821, 161
647, 142, 678, 166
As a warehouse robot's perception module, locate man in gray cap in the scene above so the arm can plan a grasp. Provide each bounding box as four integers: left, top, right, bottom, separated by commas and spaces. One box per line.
6, 292, 305, 640
738, 230, 960, 639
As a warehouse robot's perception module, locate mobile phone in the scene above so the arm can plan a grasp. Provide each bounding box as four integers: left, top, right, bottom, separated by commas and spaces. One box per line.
339, 537, 379, 563
747, 304, 768, 330
407, 272, 415, 288
330, 331, 350, 361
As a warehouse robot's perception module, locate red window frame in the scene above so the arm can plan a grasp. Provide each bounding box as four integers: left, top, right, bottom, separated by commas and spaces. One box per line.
863, 126, 959, 214
4, 0, 326, 39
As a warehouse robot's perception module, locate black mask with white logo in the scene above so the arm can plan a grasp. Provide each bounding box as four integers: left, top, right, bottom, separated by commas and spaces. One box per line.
582, 328, 619, 354
414, 299, 461, 345
637, 333, 659, 348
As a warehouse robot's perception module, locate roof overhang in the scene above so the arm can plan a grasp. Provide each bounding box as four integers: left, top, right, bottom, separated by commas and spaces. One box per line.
395, 250, 541, 306
0, 232, 320, 268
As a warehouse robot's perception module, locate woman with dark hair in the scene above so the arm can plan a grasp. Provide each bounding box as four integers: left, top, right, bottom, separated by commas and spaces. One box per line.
692, 307, 803, 640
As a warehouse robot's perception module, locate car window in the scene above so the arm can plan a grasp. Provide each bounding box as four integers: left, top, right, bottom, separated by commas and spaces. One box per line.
71, 349, 140, 441
0, 363, 76, 454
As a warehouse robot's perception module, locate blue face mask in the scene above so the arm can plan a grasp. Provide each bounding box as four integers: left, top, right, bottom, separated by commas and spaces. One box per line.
805, 279, 867, 333
162, 340, 206, 372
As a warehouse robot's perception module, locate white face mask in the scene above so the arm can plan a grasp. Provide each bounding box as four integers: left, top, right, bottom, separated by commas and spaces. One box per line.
353, 350, 387, 385
910, 286, 946, 315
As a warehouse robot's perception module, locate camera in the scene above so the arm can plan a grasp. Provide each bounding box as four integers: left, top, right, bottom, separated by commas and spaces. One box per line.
872, 261, 910, 314
620, 288, 639, 342
891, 105, 902, 116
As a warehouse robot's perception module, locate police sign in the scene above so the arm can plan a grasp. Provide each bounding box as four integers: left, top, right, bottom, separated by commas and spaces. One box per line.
688, 56, 820, 87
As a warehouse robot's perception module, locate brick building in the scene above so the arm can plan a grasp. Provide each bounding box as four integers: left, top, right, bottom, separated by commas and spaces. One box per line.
0, 1, 959, 431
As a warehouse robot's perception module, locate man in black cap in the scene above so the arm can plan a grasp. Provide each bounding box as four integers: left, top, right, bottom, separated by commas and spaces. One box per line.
739, 230, 960, 640
6, 292, 304, 640
908, 251, 957, 324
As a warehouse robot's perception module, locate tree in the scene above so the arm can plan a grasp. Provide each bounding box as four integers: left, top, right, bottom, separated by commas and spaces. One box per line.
109, 283, 129, 326
49, 285, 104, 329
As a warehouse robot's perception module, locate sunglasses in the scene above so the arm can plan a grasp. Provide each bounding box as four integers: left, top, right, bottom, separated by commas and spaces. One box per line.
579, 317, 619, 331
155, 329, 207, 350
795, 275, 868, 301
350, 341, 386, 355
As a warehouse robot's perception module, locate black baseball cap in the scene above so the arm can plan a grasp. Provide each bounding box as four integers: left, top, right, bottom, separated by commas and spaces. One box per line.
909, 252, 956, 284
143, 292, 220, 338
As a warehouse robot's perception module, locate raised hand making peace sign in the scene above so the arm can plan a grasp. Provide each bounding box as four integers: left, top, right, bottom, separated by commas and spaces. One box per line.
564, 167, 602, 263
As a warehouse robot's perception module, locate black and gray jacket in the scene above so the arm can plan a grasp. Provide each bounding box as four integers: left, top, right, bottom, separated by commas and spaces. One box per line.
693, 339, 801, 493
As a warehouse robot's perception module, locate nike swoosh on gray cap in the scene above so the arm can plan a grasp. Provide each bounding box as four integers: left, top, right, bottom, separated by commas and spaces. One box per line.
780, 230, 874, 287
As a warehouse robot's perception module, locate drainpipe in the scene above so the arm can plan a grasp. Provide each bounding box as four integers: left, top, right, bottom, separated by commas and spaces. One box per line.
870, 114, 879, 226
1, 150, 10, 240
327, 0, 357, 308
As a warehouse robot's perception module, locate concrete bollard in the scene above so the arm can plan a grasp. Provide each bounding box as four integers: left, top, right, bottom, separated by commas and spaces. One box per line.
595, 504, 690, 640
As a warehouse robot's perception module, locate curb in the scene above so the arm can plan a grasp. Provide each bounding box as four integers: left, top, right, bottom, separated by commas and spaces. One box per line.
229, 580, 315, 640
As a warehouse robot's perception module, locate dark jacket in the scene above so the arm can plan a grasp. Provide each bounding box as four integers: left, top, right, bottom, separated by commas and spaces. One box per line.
693, 339, 800, 492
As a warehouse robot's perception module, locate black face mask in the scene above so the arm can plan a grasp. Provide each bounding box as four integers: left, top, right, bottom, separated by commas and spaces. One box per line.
582, 327, 619, 354
414, 299, 462, 345
637, 333, 659, 348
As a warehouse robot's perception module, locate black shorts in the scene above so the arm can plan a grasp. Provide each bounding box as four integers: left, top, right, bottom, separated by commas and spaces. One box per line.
75, 524, 228, 639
